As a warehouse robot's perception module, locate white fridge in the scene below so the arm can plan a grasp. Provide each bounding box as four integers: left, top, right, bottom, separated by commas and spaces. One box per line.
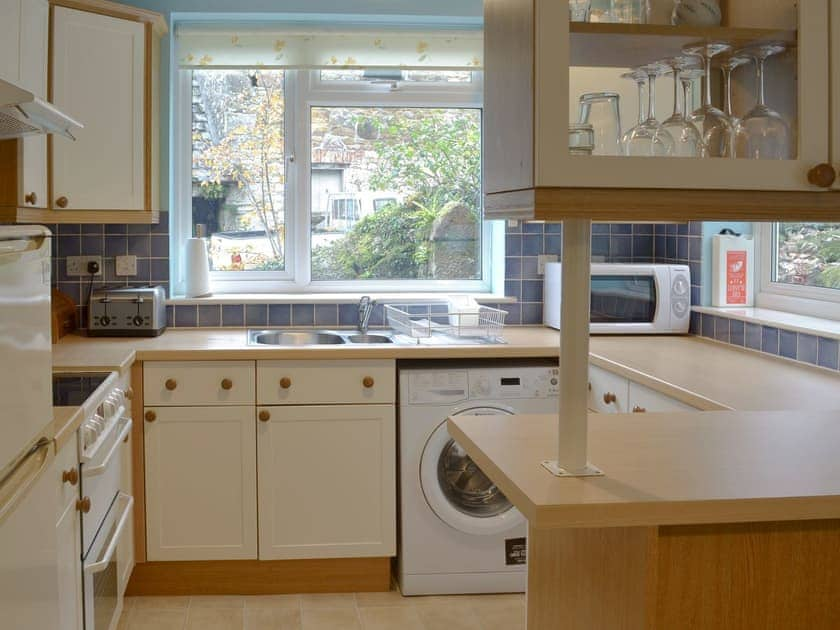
0, 226, 60, 630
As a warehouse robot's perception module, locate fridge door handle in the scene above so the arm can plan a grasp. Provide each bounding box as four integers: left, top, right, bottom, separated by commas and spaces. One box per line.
84, 493, 133, 574
0, 235, 47, 258
0, 437, 52, 523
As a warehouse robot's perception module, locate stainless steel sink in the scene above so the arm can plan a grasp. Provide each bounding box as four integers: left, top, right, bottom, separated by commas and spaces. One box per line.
248, 329, 397, 346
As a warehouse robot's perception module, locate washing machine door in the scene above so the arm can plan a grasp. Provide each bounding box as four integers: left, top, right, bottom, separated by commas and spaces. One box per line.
420, 407, 525, 536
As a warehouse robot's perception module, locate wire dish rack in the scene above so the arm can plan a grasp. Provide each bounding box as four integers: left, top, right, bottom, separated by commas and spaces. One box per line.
384, 303, 507, 343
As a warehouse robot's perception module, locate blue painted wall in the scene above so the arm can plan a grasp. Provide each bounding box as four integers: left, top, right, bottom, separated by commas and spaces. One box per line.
700, 221, 754, 306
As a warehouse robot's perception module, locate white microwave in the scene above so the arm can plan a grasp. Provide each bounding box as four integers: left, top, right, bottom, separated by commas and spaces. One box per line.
543, 263, 691, 334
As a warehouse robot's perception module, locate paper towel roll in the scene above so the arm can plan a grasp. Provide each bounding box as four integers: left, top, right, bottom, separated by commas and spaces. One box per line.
184, 238, 211, 298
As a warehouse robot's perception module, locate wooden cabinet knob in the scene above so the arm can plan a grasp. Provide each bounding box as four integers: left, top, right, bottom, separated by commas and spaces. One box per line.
125, 387, 134, 401
807, 163, 837, 188
362, 376, 375, 389
145, 410, 157, 422
62, 468, 78, 486
24, 192, 37, 205
165, 379, 177, 391
279, 377, 292, 389
258, 410, 271, 422
221, 378, 233, 390
632, 405, 647, 413
76, 496, 91, 513
55, 196, 69, 208
603, 392, 617, 405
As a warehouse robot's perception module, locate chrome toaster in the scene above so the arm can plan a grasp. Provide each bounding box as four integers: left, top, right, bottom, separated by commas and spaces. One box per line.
88, 285, 167, 337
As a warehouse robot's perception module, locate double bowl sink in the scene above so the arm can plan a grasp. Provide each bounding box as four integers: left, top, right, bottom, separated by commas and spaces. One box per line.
248, 329, 399, 346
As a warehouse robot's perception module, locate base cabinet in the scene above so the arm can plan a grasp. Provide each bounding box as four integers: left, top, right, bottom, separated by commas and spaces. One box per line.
257, 404, 396, 560
144, 405, 257, 561
55, 438, 82, 630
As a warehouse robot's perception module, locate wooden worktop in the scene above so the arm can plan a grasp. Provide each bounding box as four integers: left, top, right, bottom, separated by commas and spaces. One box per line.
52, 329, 840, 412
448, 410, 840, 529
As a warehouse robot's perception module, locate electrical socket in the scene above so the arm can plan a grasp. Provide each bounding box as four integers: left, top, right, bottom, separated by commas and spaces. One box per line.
115, 255, 137, 276
66, 255, 103, 276
537, 254, 558, 276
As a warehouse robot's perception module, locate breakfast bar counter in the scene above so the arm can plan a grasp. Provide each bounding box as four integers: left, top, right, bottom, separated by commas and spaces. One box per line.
448, 410, 840, 630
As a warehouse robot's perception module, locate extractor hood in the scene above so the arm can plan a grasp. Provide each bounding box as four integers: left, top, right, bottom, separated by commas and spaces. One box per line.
0, 78, 82, 140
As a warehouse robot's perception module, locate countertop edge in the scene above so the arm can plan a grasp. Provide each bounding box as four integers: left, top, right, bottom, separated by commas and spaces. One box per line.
53, 406, 84, 452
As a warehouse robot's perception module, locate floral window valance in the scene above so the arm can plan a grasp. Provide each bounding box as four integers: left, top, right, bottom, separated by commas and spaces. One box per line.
175, 24, 483, 70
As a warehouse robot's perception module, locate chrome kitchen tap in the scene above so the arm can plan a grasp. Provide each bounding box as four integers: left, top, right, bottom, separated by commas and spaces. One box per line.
358, 296, 375, 334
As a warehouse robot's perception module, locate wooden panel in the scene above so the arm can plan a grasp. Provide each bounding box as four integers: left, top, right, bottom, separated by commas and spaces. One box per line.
655, 520, 840, 630
483, 0, 534, 193
52, 6, 145, 211
833, 0, 840, 191
126, 557, 391, 596
130, 361, 145, 563
569, 23, 796, 68
257, 360, 395, 405
257, 404, 396, 560
144, 405, 257, 561
144, 360, 256, 406
0, 207, 160, 223
526, 524, 656, 630
0, 140, 19, 208
485, 187, 840, 222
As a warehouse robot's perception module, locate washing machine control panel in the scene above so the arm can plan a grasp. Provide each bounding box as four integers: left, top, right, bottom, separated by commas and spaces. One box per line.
469, 367, 559, 399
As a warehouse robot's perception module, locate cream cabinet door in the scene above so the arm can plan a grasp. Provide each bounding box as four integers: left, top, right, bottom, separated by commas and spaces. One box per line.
628, 382, 698, 414
257, 404, 396, 560
118, 427, 134, 592
0, 0, 21, 84
51, 7, 145, 211
588, 365, 630, 414
56, 494, 83, 630
18, 0, 48, 209
144, 406, 257, 561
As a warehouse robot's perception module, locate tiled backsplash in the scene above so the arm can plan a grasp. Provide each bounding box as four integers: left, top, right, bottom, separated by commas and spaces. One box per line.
692, 311, 840, 373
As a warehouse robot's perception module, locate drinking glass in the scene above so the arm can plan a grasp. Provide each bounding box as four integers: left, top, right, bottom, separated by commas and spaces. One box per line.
733, 43, 792, 160
684, 42, 733, 157
612, 0, 651, 23
577, 92, 622, 155
679, 67, 704, 132
622, 63, 674, 157
660, 56, 703, 157
620, 70, 647, 152
720, 54, 751, 127
569, 123, 595, 155
569, 0, 592, 21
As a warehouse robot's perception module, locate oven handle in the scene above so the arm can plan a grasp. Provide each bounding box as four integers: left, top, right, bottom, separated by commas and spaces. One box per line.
84, 493, 133, 575
84, 418, 132, 477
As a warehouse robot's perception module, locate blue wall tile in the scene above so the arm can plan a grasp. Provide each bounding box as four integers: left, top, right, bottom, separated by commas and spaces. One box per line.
245, 304, 268, 327
745, 322, 762, 350
269, 304, 292, 326
729, 319, 744, 346
174, 305, 197, 328
314, 304, 338, 326
778, 329, 797, 359
292, 304, 315, 326
221, 304, 244, 327
818, 337, 839, 370
761, 326, 779, 355
797, 334, 818, 365
714, 316, 729, 342
197, 304, 221, 327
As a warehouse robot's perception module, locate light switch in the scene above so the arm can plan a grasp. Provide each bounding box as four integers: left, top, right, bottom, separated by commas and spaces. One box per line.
115, 255, 137, 276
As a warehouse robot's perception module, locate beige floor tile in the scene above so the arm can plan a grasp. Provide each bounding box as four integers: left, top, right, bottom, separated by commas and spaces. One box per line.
190, 595, 246, 608
245, 607, 302, 630
359, 606, 424, 630
302, 608, 361, 630
244, 594, 302, 609
416, 604, 483, 630
185, 607, 245, 630
122, 596, 136, 611
300, 593, 356, 609
130, 595, 191, 611
115, 612, 131, 630
354, 590, 415, 608
471, 598, 526, 630
126, 609, 187, 630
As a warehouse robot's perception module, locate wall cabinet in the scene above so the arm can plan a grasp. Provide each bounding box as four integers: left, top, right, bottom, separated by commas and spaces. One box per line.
55, 437, 83, 630
257, 404, 396, 560
484, 0, 840, 220
144, 405, 258, 561
0, 0, 166, 224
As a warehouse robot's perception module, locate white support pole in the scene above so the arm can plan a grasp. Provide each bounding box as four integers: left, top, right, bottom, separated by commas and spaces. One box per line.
542, 218, 603, 478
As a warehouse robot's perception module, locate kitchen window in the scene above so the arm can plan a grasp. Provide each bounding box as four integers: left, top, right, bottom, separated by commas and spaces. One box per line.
756, 222, 840, 320
170, 24, 497, 296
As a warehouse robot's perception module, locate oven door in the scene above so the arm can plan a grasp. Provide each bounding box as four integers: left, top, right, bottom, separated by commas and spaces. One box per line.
83, 492, 133, 630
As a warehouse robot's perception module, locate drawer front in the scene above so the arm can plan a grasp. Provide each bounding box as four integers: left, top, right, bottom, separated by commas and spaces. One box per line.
55, 436, 79, 518
628, 382, 698, 413
588, 365, 630, 414
258, 360, 396, 405
144, 361, 255, 406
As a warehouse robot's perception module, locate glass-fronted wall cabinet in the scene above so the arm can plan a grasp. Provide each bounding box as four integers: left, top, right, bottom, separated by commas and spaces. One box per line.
484, 0, 839, 219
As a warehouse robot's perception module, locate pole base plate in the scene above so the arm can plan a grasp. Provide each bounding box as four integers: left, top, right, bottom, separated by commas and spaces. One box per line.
541, 460, 604, 477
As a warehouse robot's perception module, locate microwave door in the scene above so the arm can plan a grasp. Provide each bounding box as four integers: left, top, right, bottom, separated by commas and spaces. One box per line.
590, 276, 657, 325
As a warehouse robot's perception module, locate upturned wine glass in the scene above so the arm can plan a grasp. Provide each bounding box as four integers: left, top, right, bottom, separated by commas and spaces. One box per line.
679, 67, 704, 136
683, 42, 733, 157
660, 56, 703, 157
622, 63, 674, 157
619, 69, 647, 151
720, 54, 751, 128
733, 43, 792, 160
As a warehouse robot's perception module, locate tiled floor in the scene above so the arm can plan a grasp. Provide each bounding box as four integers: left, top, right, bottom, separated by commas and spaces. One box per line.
117, 589, 526, 630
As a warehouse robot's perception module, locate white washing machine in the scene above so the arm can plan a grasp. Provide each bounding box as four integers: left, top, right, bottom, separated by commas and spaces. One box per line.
397, 361, 559, 596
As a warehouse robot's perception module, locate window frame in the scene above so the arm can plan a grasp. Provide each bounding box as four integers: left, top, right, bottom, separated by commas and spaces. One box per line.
172, 67, 499, 296
755, 222, 840, 321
